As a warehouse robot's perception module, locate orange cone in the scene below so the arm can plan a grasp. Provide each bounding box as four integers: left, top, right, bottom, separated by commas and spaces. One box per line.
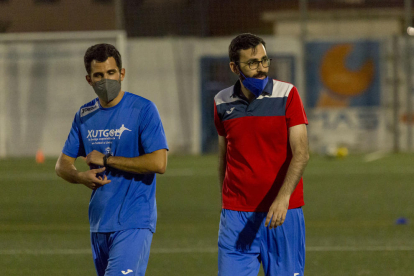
36, 149, 45, 164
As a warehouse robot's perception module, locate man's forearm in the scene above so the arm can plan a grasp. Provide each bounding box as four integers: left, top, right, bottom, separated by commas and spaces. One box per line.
218, 155, 226, 194
56, 161, 81, 184
106, 150, 167, 174
218, 136, 227, 201
278, 153, 309, 198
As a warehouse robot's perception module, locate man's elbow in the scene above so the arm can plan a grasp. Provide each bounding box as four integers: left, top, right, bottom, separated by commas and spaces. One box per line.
156, 162, 166, 174
154, 150, 167, 174
295, 150, 309, 164
154, 158, 167, 174
302, 151, 310, 164
55, 163, 62, 178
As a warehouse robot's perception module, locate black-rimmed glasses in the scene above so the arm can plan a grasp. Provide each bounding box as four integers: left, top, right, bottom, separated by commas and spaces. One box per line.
237, 58, 272, 70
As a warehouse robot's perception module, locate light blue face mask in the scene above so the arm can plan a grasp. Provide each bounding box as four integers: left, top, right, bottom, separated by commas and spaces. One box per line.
239, 69, 269, 98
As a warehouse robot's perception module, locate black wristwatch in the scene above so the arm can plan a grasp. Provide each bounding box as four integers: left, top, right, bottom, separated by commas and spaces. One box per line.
103, 153, 112, 167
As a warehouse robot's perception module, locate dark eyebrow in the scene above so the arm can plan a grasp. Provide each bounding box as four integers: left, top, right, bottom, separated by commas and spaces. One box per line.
92, 69, 117, 77
246, 56, 268, 62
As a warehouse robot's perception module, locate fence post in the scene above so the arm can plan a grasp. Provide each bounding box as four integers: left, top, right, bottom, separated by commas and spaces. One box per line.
393, 35, 400, 153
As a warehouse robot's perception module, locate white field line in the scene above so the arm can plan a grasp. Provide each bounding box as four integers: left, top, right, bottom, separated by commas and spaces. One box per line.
306, 246, 414, 252
1, 246, 414, 255
364, 151, 387, 162
3, 169, 216, 181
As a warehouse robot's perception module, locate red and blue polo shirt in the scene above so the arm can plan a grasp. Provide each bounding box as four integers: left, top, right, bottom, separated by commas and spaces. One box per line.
214, 79, 308, 212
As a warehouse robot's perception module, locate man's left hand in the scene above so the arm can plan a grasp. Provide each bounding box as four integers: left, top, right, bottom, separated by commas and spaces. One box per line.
265, 194, 290, 229
85, 150, 105, 166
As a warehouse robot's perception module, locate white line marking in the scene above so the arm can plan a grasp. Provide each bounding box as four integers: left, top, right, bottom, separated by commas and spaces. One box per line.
7, 165, 414, 182
4, 165, 413, 182
3, 169, 216, 181
1, 246, 414, 255
307, 246, 414, 252
0, 249, 92, 255
364, 151, 387, 162
152, 248, 217, 253
0, 224, 88, 231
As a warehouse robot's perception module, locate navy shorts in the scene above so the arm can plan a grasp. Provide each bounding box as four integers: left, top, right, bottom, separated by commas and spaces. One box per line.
218, 208, 305, 276
91, 228, 153, 276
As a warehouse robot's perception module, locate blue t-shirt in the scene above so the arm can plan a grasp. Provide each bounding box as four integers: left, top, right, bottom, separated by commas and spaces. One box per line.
62, 92, 168, 233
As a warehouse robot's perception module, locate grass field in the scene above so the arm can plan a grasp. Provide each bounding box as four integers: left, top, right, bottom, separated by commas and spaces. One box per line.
1, 153, 414, 275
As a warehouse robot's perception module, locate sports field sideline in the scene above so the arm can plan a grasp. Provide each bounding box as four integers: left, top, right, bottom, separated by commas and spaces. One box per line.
1, 153, 413, 275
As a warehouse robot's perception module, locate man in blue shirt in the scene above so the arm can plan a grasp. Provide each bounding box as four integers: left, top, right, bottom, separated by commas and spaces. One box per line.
55, 43, 168, 276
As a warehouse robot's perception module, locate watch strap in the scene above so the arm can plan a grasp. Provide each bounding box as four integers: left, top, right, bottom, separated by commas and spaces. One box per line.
103, 153, 112, 167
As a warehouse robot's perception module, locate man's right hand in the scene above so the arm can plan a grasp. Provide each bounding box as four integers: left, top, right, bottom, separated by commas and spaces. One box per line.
78, 167, 111, 190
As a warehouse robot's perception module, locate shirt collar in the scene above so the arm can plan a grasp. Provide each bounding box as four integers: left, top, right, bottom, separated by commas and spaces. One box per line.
231, 78, 273, 98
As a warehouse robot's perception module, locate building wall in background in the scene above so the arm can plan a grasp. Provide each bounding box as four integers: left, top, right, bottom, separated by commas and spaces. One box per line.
276, 19, 400, 37
263, 9, 406, 37
0, 32, 411, 157
0, 1, 410, 36
0, 34, 304, 157
0, 0, 116, 33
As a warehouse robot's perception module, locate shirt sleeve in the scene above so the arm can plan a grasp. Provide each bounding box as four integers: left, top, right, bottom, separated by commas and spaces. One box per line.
139, 101, 169, 154
285, 86, 308, 128
214, 101, 226, 136
62, 111, 86, 158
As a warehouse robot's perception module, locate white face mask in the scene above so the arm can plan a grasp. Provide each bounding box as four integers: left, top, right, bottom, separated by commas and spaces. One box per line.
92, 78, 121, 103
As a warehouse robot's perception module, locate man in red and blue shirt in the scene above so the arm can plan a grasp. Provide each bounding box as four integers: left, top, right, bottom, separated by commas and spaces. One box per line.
214, 33, 309, 276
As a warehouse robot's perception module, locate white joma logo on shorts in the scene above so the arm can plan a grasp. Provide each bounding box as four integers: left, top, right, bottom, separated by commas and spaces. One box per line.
226, 107, 235, 114
122, 269, 133, 275
294, 273, 300, 276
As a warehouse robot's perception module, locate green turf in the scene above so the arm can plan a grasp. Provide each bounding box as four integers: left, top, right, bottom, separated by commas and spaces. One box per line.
1, 153, 413, 275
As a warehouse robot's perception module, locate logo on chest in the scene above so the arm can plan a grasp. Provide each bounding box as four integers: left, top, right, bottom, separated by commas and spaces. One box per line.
80, 102, 99, 117
226, 107, 235, 114
87, 124, 131, 145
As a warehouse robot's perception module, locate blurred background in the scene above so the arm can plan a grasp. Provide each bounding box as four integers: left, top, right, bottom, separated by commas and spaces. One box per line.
1, 1, 414, 275
1, 0, 414, 157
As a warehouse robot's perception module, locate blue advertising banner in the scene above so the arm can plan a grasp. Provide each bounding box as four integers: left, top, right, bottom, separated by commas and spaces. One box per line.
306, 40, 383, 153
306, 40, 380, 108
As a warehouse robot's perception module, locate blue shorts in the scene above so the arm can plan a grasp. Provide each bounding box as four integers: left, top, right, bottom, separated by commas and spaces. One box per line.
91, 228, 153, 276
218, 208, 305, 276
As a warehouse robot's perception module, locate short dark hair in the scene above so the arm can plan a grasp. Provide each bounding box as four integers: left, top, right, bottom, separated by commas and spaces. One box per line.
84, 43, 122, 75
228, 33, 266, 63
